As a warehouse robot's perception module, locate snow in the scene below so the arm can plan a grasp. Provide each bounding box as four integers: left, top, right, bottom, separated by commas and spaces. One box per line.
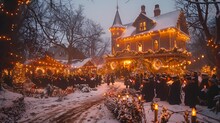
1, 81, 220, 123
121, 23, 136, 38
120, 10, 181, 38
71, 58, 92, 68
0, 88, 23, 108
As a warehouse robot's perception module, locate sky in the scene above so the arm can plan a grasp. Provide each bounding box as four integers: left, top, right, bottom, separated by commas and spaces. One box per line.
73, 0, 176, 38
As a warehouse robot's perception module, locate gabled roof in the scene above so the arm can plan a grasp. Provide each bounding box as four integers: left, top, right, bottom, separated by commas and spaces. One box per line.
121, 10, 183, 38
112, 9, 123, 27
71, 58, 95, 69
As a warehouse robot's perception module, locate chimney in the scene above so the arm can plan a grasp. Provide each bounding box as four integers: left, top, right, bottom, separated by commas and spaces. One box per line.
154, 4, 161, 17
141, 5, 146, 14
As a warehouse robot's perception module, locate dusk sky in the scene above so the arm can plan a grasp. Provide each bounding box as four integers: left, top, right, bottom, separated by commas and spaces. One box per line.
73, 0, 176, 38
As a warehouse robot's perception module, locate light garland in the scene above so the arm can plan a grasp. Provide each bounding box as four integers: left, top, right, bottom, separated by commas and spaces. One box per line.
0, 3, 19, 16
207, 39, 219, 49
191, 54, 205, 63
9, 52, 23, 59
0, 35, 11, 40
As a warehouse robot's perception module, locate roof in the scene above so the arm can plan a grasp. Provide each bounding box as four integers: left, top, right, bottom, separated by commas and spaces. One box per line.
121, 10, 182, 38
71, 58, 95, 69
47, 45, 85, 60
112, 9, 123, 27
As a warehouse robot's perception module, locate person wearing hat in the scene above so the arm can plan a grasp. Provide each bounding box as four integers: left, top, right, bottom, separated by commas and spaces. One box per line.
168, 75, 181, 105
184, 76, 198, 108
206, 78, 219, 109
142, 77, 155, 102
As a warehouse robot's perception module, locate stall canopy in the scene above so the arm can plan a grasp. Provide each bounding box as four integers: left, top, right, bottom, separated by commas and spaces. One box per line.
71, 58, 95, 69
24, 55, 68, 68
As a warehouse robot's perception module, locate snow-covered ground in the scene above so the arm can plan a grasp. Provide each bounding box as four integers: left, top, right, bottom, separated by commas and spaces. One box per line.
1, 81, 220, 123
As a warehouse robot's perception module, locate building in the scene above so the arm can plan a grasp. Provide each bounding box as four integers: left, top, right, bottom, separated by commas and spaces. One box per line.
106, 4, 191, 74
47, 45, 85, 64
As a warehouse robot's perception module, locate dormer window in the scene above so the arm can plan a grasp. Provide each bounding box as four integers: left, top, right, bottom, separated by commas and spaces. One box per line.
139, 22, 146, 31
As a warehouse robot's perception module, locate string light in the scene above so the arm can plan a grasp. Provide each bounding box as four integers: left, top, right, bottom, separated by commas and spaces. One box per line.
0, 35, 11, 40
190, 54, 205, 64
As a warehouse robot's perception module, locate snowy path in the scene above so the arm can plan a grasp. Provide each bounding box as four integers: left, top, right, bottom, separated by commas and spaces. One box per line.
17, 81, 220, 123
18, 82, 124, 123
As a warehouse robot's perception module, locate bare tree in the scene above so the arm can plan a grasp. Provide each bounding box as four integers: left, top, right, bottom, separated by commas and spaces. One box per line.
27, 0, 105, 63
175, 0, 220, 77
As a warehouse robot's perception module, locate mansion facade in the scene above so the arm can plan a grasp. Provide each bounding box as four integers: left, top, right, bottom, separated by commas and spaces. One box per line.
106, 4, 191, 74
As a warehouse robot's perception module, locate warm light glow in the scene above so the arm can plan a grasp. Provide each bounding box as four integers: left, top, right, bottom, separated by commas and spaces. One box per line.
138, 96, 142, 100
118, 95, 121, 98
126, 94, 129, 99
154, 103, 158, 110
202, 55, 204, 58
191, 108, 196, 116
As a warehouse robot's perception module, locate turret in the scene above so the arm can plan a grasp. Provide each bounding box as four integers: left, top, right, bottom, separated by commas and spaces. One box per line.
109, 5, 125, 55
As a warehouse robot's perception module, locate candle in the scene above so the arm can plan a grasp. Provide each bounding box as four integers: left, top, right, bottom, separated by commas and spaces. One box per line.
126, 94, 129, 100
118, 94, 121, 98
138, 96, 142, 103
191, 108, 197, 123
154, 103, 158, 122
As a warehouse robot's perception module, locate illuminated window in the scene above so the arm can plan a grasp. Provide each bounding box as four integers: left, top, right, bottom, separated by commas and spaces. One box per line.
139, 22, 146, 31
154, 40, 159, 50
143, 22, 146, 30
138, 43, 142, 52
126, 44, 130, 51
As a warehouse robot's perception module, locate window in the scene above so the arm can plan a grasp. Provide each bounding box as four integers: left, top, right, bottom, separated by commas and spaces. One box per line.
154, 40, 159, 50
138, 43, 142, 52
126, 44, 130, 51
139, 22, 146, 31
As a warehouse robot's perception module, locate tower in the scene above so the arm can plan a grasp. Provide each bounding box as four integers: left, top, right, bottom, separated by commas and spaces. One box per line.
109, 3, 125, 55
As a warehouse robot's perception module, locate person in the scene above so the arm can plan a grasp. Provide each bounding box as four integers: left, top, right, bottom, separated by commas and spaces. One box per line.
106, 74, 110, 85
142, 77, 155, 102
206, 78, 219, 109
168, 75, 181, 105
159, 75, 169, 101
184, 77, 198, 108
134, 74, 141, 91
124, 76, 129, 88
110, 74, 115, 85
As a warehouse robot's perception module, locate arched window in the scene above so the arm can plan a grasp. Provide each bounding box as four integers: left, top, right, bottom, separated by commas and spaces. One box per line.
126, 44, 130, 51
138, 43, 142, 52
154, 40, 159, 50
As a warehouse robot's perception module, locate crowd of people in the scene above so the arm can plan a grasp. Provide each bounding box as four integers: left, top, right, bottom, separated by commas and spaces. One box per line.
28, 74, 102, 96
123, 72, 220, 109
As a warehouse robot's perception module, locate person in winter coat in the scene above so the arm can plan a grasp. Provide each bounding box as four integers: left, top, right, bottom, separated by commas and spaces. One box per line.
168, 75, 181, 105
184, 77, 198, 108
106, 74, 110, 85
110, 74, 115, 85
142, 77, 155, 102
206, 78, 219, 109
159, 75, 169, 101
124, 76, 129, 88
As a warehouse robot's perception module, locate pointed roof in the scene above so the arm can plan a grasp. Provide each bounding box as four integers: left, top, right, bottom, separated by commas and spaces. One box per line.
112, 8, 123, 27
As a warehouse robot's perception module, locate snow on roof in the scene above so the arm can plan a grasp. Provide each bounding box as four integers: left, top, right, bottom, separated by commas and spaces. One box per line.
121, 23, 136, 37
121, 10, 181, 38
71, 58, 93, 68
